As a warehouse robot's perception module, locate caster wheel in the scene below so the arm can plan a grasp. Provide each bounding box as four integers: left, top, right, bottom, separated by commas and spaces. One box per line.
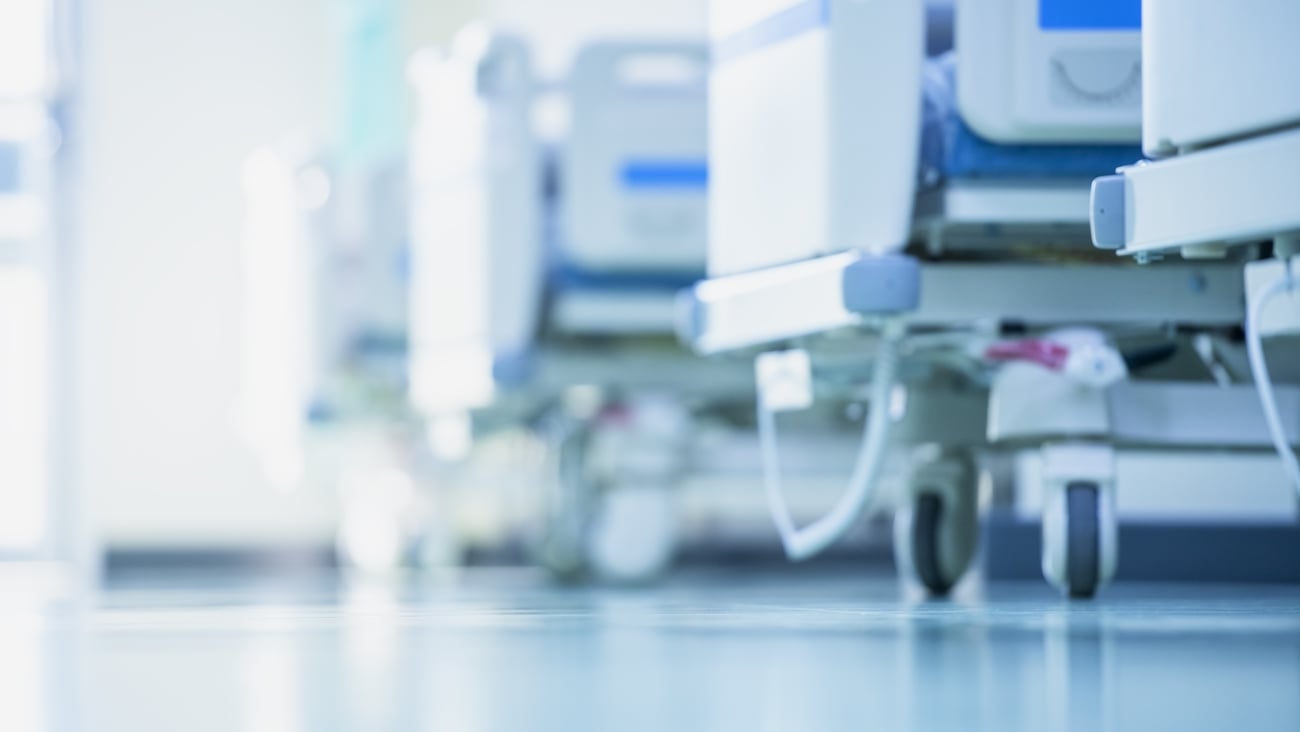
913, 493, 958, 595
1042, 474, 1116, 599
895, 457, 979, 596
1037, 445, 1118, 598
1064, 482, 1101, 599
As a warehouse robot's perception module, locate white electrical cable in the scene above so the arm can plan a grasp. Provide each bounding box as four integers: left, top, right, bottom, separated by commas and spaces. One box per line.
1245, 261, 1300, 497
757, 323, 904, 561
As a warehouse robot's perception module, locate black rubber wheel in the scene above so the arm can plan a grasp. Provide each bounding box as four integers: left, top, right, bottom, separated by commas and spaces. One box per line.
1065, 482, 1101, 599
913, 492, 956, 596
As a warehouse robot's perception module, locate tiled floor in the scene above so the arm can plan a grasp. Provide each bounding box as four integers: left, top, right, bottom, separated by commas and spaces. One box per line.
4, 567, 1299, 731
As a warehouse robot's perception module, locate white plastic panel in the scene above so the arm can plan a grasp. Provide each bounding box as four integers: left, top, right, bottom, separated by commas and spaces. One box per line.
957, 0, 1141, 143
920, 180, 1091, 226
1117, 126, 1300, 256
828, 0, 924, 256
707, 0, 923, 276
711, 0, 808, 41
552, 290, 680, 335
1142, 0, 1300, 157
709, 33, 830, 276
1110, 382, 1300, 449
561, 42, 709, 273
687, 255, 1243, 354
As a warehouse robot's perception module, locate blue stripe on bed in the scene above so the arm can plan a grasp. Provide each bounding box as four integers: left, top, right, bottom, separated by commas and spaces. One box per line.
620, 160, 709, 190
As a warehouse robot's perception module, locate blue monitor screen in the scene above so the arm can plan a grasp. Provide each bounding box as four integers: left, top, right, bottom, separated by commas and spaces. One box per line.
1039, 0, 1140, 30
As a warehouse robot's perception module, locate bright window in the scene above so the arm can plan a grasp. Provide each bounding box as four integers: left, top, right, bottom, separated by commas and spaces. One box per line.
0, 0, 49, 99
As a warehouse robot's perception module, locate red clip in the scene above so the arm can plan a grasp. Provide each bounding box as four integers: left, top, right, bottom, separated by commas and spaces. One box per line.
984, 339, 1071, 371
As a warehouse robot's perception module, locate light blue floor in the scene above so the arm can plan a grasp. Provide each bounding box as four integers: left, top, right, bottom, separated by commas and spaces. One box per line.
6, 567, 1300, 731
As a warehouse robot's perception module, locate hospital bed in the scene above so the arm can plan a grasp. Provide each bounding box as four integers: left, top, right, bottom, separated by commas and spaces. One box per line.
1091, 1, 1300, 517
408, 29, 729, 406
680, 0, 1271, 597
408, 28, 755, 581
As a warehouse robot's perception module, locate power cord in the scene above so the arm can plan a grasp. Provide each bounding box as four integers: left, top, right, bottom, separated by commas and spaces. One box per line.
757, 320, 905, 561
1245, 257, 1300, 497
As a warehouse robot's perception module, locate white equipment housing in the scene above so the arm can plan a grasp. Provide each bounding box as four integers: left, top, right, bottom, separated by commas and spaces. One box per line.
1090, 0, 1300, 259
1141, 1, 1300, 158
548, 42, 711, 336
562, 43, 709, 273
707, 0, 1143, 278
708, 0, 922, 276
958, 0, 1140, 143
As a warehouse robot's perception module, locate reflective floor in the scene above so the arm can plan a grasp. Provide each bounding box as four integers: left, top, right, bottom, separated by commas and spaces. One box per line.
4, 566, 1299, 731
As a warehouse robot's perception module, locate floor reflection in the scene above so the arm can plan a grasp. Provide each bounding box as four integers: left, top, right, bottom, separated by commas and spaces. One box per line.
6, 569, 1299, 731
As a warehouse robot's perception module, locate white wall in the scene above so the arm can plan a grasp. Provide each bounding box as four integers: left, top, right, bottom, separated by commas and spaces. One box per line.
75, 0, 333, 546
404, 0, 488, 58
